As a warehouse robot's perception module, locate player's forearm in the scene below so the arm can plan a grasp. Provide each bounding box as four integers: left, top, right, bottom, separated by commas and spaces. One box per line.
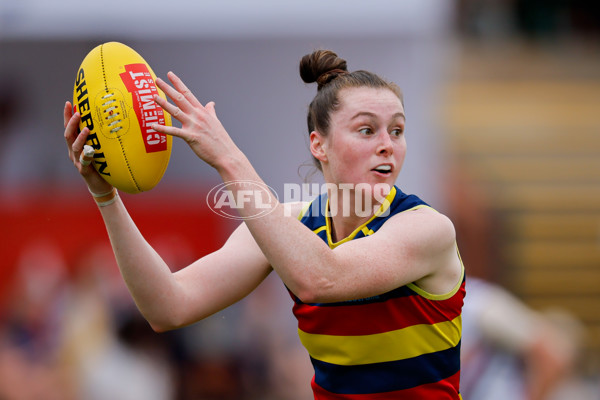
96, 196, 185, 330
216, 155, 339, 302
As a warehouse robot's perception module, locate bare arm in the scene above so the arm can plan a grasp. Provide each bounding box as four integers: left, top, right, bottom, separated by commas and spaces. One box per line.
237, 193, 461, 303
64, 103, 273, 332
152, 73, 463, 304
98, 197, 273, 331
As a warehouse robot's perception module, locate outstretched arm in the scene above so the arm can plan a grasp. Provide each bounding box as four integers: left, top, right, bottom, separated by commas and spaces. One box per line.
152, 72, 462, 303
64, 103, 273, 331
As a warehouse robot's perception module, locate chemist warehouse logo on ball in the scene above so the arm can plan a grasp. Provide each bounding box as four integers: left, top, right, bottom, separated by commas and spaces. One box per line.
119, 64, 168, 153
207, 181, 279, 220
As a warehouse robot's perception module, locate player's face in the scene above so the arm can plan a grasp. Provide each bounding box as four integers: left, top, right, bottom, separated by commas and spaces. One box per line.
317, 87, 406, 192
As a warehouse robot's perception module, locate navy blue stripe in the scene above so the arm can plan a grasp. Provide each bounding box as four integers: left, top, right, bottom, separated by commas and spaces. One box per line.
300, 188, 429, 240
366, 192, 429, 231
315, 228, 328, 243
300, 193, 328, 227
306, 285, 418, 307
300, 187, 427, 222
311, 342, 461, 394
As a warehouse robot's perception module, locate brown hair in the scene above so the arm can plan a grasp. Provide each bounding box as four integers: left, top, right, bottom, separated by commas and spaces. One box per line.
299, 49, 404, 170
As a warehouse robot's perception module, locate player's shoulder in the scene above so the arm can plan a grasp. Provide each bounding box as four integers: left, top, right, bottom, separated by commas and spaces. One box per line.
387, 206, 456, 247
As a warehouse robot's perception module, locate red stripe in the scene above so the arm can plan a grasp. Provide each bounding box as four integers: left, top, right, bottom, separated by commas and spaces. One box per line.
294, 282, 465, 336
312, 371, 461, 400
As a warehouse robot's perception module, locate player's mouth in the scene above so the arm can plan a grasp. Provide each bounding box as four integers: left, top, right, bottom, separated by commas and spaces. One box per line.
371, 164, 393, 176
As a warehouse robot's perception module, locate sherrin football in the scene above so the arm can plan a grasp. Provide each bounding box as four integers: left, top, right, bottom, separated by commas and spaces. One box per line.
73, 42, 172, 194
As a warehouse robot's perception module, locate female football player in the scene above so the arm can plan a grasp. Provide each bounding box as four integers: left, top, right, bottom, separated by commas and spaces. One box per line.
64, 49, 464, 399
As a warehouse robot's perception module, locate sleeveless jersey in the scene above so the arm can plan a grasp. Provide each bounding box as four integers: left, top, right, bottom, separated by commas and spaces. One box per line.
292, 186, 465, 399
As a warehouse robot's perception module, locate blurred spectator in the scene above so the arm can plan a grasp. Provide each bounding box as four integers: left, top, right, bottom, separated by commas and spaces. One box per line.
461, 277, 582, 400
60, 244, 176, 400
443, 162, 586, 400
0, 239, 75, 399
0, 230, 311, 400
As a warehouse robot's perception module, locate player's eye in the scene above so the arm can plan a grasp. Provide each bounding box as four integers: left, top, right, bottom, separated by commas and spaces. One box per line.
390, 128, 403, 137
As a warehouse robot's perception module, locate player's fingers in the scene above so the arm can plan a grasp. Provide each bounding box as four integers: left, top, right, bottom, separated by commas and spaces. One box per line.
166, 71, 203, 108
151, 122, 185, 139
71, 127, 89, 155
205, 101, 217, 118
79, 145, 95, 166
64, 101, 73, 129
155, 76, 194, 114
64, 111, 81, 147
153, 94, 189, 124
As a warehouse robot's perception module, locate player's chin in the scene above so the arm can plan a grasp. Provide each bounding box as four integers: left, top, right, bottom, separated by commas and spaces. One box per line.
353, 180, 393, 199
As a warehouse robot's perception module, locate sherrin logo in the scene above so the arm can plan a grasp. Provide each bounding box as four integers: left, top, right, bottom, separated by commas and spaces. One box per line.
74, 67, 111, 176
207, 180, 278, 220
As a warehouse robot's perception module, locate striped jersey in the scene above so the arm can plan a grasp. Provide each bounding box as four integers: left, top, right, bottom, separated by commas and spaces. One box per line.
292, 186, 465, 399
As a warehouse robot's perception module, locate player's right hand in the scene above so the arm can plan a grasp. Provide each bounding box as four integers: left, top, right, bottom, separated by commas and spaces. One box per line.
63, 101, 113, 195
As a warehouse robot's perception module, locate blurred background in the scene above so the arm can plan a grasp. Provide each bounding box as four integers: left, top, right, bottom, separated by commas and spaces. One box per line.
1, 0, 599, 399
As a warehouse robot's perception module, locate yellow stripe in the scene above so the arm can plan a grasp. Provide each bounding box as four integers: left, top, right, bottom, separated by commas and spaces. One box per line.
361, 227, 374, 236
297, 201, 312, 220
298, 315, 462, 366
326, 186, 397, 248
313, 226, 327, 235
405, 204, 430, 212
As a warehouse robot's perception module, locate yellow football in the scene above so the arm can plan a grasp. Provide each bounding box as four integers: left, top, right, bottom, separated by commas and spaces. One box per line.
73, 42, 172, 194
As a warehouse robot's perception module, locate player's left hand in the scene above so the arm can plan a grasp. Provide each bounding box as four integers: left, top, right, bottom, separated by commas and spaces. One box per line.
153, 72, 242, 171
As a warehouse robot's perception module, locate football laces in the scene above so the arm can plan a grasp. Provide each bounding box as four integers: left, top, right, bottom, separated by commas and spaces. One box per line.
101, 92, 123, 133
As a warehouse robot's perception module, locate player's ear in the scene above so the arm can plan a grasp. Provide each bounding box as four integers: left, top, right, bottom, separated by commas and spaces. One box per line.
309, 131, 328, 163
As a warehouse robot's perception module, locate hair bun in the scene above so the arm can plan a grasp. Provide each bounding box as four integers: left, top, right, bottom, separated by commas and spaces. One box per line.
299, 50, 348, 89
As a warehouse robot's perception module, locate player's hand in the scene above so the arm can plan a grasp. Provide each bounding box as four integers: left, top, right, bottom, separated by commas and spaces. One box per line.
63, 101, 113, 194
152, 72, 243, 170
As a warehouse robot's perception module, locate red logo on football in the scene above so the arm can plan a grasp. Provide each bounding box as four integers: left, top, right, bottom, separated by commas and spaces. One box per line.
120, 64, 168, 153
